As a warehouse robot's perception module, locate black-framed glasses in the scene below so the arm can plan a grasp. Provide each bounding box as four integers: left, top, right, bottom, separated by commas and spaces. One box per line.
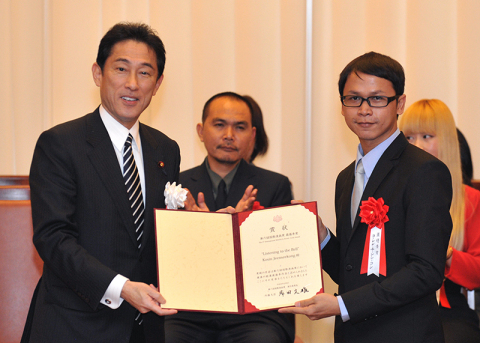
341, 95, 399, 108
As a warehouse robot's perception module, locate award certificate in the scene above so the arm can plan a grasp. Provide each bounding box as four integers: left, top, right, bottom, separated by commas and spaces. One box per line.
154, 201, 323, 313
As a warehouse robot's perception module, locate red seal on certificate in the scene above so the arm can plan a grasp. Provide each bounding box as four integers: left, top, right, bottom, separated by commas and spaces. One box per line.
359, 197, 389, 277
252, 201, 264, 210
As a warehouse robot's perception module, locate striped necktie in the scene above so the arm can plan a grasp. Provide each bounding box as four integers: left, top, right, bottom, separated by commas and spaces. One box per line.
123, 134, 144, 250
123, 134, 145, 327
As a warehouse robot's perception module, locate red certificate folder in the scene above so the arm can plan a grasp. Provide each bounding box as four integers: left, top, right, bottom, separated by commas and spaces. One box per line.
154, 201, 323, 313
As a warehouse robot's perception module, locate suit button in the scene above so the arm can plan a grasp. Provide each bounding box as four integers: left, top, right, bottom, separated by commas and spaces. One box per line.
345, 264, 353, 271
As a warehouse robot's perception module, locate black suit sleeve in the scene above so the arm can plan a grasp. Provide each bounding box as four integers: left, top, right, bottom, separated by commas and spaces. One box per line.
30, 128, 116, 310
321, 231, 341, 284
269, 175, 293, 207
342, 159, 452, 323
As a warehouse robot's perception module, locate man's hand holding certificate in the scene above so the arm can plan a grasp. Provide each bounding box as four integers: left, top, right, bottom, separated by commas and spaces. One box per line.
154, 201, 323, 314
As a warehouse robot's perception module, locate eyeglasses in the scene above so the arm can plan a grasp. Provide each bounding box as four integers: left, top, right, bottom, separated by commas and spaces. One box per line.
341, 95, 399, 108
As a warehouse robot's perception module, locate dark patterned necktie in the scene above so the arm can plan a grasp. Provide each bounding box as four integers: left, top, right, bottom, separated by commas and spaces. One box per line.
215, 179, 227, 210
123, 134, 144, 249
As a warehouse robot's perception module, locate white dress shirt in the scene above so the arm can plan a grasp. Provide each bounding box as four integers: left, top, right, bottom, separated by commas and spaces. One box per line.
98, 105, 146, 309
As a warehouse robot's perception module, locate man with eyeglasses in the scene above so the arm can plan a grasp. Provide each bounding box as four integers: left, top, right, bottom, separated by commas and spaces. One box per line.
280, 52, 452, 342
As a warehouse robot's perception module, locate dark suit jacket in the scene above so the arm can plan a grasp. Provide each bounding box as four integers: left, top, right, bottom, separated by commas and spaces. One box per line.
180, 159, 293, 210
322, 133, 452, 343
167, 159, 294, 341
24, 108, 180, 343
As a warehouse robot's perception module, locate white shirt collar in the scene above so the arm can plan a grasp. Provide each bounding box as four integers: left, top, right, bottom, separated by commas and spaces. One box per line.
99, 105, 141, 152
355, 129, 400, 180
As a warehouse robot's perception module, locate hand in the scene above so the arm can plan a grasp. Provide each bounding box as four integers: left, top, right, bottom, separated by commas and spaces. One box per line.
317, 214, 328, 242
121, 281, 177, 316
291, 200, 327, 241
278, 293, 340, 320
235, 185, 258, 212
216, 206, 236, 214
184, 189, 210, 212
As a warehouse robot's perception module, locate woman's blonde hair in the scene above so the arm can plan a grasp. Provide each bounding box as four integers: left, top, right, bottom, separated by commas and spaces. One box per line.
399, 99, 464, 251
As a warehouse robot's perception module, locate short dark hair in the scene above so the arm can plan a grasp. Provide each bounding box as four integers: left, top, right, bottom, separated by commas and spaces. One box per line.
243, 95, 269, 162
338, 51, 405, 96
96, 22, 166, 80
457, 128, 473, 186
201, 92, 253, 124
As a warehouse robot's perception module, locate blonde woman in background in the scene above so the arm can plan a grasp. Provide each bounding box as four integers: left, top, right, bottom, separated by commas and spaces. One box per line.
399, 99, 480, 343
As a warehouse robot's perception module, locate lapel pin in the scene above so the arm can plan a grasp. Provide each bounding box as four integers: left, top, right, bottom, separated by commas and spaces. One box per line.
158, 161, 165, 168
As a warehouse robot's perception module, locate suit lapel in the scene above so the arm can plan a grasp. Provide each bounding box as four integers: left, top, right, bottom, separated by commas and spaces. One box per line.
186, 160, 252, 210
338, 162, 355, 246
140, 124, 169, 254
349, 134, 408, 242
85, 110, 139, 247
188, 162, 216, 210
226, 160, 254, 206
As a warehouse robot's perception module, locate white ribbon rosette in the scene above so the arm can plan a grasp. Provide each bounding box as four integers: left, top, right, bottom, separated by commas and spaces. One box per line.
164, 182, 188, 209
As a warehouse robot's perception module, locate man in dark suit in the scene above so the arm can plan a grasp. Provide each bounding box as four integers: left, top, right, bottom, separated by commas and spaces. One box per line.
22, 23, 179, 343
280, 52, 453, 342
165, 92, 295, 343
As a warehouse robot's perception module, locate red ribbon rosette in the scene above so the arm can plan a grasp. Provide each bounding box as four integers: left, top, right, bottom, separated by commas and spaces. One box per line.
359, 197, 389, 276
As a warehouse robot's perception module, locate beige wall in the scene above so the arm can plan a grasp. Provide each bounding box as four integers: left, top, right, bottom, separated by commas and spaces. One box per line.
3, 0, 480, 341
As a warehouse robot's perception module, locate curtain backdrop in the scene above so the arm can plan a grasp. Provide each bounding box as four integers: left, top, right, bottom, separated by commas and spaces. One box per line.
2, 1, 480, 341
